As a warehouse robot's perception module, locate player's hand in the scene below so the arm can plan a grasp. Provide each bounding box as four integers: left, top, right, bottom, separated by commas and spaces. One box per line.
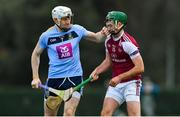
101, 26, 109, 36
109, 76, 121, 87
90, 69, 99, 82
31, 78, 41, 89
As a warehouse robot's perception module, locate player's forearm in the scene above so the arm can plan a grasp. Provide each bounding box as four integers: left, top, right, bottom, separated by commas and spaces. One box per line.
118, 65, 144, 81
31, 52, 40, 79
95, 59, 111, 75
94, 31, 107, 43
95, 26, 109, 42
118, 55, 144, 81
85, 31, 107, 43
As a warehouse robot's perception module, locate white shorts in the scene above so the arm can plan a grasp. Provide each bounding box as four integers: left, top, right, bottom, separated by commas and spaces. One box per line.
72, 91, 81, 99
105, 80, 142, 105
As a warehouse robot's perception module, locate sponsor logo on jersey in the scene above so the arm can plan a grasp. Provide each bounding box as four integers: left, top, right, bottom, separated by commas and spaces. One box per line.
112, 58, 126, 63
56, 43, 73, 59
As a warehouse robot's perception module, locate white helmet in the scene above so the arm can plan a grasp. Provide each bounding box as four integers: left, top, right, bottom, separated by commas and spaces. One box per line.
52, 6, 73, 19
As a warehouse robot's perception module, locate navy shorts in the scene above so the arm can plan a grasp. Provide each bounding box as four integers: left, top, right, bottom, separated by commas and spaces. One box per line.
44, 76, 83, 98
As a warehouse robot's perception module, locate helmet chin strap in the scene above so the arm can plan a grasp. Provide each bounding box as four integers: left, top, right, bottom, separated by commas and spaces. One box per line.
111, 24, 124, 35
55, 19, 71, 32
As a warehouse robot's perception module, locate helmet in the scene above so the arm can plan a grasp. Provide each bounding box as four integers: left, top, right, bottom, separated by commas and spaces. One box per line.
106, 11, 127, 25
52, 6, 73, 19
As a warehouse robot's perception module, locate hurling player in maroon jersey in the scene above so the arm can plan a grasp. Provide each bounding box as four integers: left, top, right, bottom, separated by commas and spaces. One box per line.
91, 11, 144, 116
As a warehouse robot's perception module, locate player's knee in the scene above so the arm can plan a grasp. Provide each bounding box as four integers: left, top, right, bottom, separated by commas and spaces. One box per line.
45, 96, 62, 111
101, 108, 113, 116
128, 111, 140, 116
127, 102, 141, 116
128, 109, 140, 116
64, 108, 75, 116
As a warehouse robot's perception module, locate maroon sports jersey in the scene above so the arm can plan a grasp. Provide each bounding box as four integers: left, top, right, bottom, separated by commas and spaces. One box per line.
105, 31, 142, 83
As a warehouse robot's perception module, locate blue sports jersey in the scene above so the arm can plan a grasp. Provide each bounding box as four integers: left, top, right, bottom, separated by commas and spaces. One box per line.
39, 24, 88, 79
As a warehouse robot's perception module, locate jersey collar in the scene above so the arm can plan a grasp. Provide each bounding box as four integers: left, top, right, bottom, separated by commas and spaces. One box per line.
112, 30, 124, 41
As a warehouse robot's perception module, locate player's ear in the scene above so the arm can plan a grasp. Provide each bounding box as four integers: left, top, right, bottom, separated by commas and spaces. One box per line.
53, 18, 58, 23
118, 22, 123, 28
116, 22, 123, 30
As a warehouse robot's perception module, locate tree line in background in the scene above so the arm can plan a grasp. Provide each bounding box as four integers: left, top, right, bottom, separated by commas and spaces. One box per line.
0, 0, 179, 90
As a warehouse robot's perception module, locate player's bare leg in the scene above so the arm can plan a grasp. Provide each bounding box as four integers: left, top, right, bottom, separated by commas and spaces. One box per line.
44, 96, 62, 116
101, 97, 119, 116
63, 97, 80, 116
127, 101, 141, 116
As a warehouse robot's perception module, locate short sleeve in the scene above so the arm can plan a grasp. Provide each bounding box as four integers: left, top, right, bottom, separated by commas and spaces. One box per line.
80, 26, 88, 37
74, 24, 88, 37
38, 33, 47, 49
122, 42, 140, 59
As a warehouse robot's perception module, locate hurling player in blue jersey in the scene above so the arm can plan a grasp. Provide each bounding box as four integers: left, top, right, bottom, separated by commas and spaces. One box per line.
31, 6, 108, 116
